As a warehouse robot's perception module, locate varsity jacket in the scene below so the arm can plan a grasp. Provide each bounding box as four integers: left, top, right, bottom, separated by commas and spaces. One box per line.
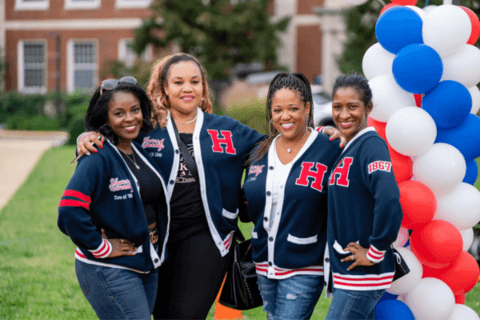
243, 130, 342, 279
138, 108, 264, 257
58, 140, 170, 273
326, 127, 402, 290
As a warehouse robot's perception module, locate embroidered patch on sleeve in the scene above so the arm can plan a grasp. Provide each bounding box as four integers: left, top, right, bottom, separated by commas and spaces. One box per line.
368, 161, 392, 174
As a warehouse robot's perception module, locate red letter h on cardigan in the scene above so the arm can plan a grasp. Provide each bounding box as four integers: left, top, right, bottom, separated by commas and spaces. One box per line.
295, 162, 328, 192
329, 157, 353, 187
207, 130, 236, 154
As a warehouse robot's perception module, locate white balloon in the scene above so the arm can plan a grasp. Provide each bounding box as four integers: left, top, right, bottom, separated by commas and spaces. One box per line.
393, 227, 409, 248
469, 86, 480, 114
460, 228, 475, 251
388, 247, 423, 295
405, 278, 455, 320
386, 107, 437, 156
369, 75, 416, 122
435, 183, 480, 230
424, 5, 438, 15
441, 44, 480, 88
362, 43, 395, 81
412, 143, 466, 196
423, 5, 472, 58
406, 5, 426, 21
447, 304, 480, 320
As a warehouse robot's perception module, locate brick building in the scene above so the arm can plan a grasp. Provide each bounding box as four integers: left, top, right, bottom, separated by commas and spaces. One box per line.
1, 0, 347, 94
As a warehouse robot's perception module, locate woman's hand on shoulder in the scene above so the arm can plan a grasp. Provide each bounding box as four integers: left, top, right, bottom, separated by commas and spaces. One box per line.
341, 242, 374, 271
101, 228, 137, 258
77, 132, 105, 156
324, 127, 346, 148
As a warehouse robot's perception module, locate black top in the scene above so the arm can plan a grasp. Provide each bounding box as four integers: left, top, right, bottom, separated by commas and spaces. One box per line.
170, 133, 206, 221
120, 147, 164, 226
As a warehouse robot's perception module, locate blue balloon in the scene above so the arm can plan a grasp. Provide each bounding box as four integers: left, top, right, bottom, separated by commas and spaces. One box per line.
376, 7, 423, 54
392, 44, 443, 94
379, 292, 398, 302
375, 300, 414, 320
436, 114, 480, 161
423, 81, 472, 129
464, 158, 479, 185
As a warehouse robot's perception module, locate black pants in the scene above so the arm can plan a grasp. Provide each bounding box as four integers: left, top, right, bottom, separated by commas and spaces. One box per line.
153, 221, 231, 320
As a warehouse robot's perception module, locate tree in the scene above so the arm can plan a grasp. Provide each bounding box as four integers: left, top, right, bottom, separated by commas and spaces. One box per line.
133, 0, 290, 79
337, 0, 474, 75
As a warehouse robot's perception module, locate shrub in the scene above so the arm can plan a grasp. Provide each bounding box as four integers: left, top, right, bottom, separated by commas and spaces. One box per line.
226, 100, 268, 135
67, 114, 86, 145
5, 115, 61, 131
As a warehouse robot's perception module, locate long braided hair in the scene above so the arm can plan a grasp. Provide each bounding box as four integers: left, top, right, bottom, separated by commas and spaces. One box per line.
248, 73, 314, 165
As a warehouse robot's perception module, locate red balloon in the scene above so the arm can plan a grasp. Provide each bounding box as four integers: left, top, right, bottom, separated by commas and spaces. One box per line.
410, 220, 463, 268
455, 293, 466, 304
422, 252, 479, 294
380, 3, 400, 15
390, 0, 417, 5
460, 6, 480, 45
399, 180, 435, 229
368, 117, 387, 140
388, 145, 413, 184
414, 94, 422, 108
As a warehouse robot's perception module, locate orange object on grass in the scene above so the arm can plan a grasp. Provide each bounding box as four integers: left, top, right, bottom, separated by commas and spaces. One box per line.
214, 276, 243, 320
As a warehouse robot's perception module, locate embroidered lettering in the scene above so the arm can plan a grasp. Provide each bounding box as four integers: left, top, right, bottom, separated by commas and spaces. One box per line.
109, 178, 133, 192
207, 130, 236, 154
329, 157, 353, 187
295, 162, 328, 192
142, 137, 165, 152
248, 165, 265, 178
368, 161, 392, 174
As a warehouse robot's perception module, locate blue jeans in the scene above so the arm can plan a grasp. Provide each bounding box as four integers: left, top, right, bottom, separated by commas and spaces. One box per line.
326, 288, 386, 320
256, 274, 324, 320
75, 259, 158, 320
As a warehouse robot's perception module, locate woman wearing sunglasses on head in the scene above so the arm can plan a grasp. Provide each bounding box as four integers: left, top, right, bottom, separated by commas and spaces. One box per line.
58, 78, 170, 320
75, 54, 344, 319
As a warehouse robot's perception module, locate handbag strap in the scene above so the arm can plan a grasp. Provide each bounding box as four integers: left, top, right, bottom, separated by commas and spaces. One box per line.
171, 118, 200, 182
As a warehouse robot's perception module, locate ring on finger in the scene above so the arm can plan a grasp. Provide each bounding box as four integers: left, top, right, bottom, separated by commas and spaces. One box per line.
121, 239, 124, 243
351, 255, 355, 261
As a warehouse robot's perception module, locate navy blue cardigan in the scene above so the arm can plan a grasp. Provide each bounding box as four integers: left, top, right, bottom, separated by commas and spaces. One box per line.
326, 127, 402, 291
138, 109, 264, 256
58, 140, 170, 273
243, 130, 342, 279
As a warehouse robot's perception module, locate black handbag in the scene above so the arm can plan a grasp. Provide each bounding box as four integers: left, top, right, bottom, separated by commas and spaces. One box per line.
218, 232, 263, 310
392, 247, 410, 282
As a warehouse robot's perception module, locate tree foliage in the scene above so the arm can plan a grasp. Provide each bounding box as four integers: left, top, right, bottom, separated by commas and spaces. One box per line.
133, 0, 290, 79
338, 0, 479, 75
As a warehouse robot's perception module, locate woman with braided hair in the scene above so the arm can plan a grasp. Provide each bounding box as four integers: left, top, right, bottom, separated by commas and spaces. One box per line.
76, 55, 344, 319
242, 73, 343, 320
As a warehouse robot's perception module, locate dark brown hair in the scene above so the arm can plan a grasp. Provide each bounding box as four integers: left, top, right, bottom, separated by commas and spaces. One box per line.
249, 73, 314, 165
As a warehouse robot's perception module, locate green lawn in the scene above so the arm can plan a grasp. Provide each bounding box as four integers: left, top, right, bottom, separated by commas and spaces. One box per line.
0, 146, 479, 319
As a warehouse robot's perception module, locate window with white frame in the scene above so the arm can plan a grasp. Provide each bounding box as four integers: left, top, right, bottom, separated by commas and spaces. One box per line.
14, 0, 49, 11
64, 0, 100, 10
115, 0, 152, 9
17, 40, 47, 93
118, 39, 152, 68
67, 40, 97, 93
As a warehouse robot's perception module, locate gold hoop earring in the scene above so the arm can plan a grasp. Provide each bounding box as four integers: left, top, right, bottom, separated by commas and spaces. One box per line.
161, 96, 169, 108
269, 118, 275, 136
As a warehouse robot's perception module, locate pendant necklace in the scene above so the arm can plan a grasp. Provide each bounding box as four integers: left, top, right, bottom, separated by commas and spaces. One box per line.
121, 149, 140, 169
279, 129, 308, 153
173, 114, 197, 125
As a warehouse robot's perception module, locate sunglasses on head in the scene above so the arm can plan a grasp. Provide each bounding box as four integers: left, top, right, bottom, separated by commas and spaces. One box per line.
100, 76, 138, 95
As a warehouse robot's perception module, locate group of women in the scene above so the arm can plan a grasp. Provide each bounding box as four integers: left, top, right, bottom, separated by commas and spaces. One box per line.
57, 52, 402, 320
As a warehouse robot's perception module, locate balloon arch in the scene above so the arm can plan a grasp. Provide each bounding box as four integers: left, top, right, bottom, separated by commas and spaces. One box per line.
363, 1, 480, 319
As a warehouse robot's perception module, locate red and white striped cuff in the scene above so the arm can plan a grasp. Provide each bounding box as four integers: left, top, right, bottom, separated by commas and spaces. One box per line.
89, 239, 112, 259
367, 245, 386, 263
315, 126, 326, 133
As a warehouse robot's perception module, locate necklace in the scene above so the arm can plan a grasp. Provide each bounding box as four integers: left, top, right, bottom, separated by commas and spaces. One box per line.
172, 115, 197, 125
278, 129, 308, 153
120, 149, 140, 169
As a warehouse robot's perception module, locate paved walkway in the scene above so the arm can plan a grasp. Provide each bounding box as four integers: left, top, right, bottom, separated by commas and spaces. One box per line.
0, 130, 69, 210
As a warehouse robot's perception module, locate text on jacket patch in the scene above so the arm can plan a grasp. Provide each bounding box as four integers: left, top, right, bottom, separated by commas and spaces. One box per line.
142, 137, 165, 152
295, 162, 328, 192
207, 129, 237, 155
109, 178, 133, 192
329, 157, 353, 187
368, 161, 392, 174
248, 165, 265, 178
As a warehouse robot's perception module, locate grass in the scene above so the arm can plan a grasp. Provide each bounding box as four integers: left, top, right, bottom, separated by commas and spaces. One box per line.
0, 146, 479, 319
